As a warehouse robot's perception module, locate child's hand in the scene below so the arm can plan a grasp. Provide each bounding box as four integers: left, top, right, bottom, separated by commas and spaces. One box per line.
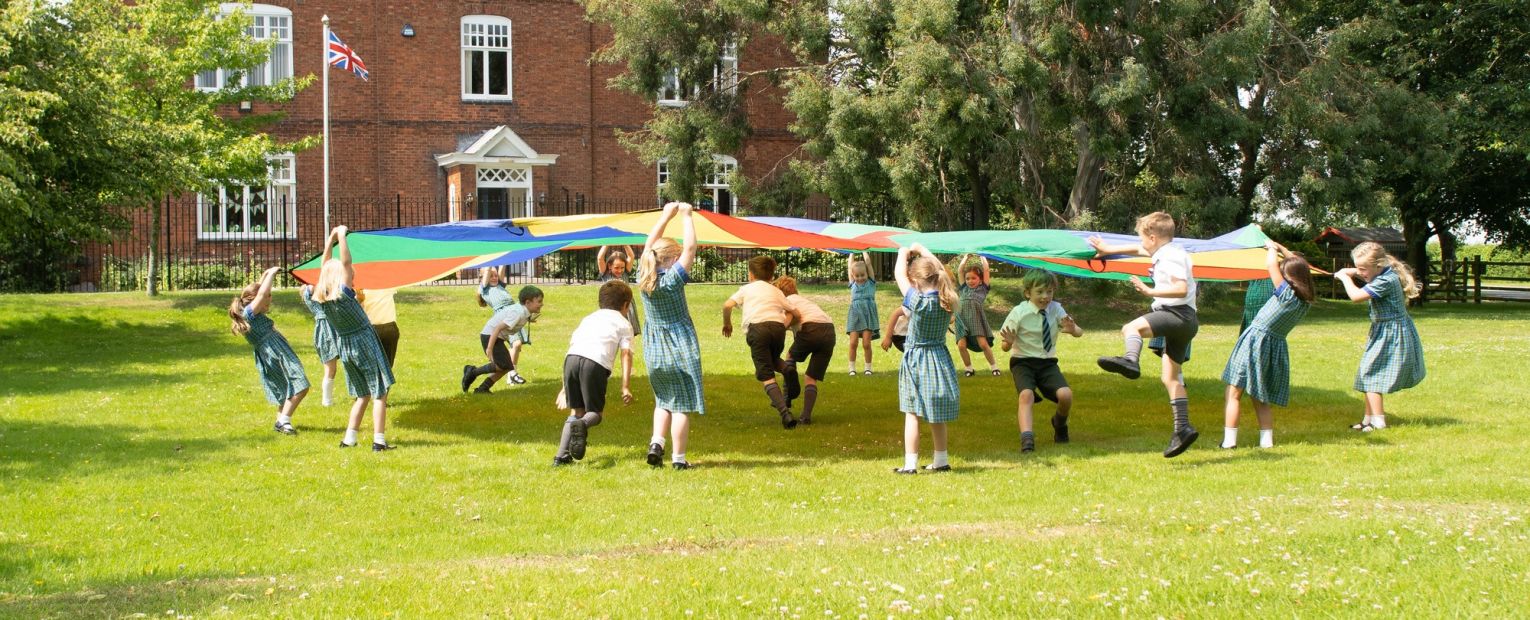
621, 387, 634, 405
1128, 275, 1150, 294
1087, 235, 1106, 254
1061, 315, 1079, 335
677, 202, 693, 214
1334, 268, 1355, 279
263, 266, 281, 277
998, 325, 1016, 347
722, 322, 733, 338
662, 202, 680, 213
334, 225, 348, 235
879, 335, 892, 351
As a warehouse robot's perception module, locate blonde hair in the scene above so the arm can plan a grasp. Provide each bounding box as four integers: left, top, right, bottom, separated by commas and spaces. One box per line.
312, 259, 347, 303
908, 256, 958, 311
638, 238, 681, 293
850, 261, 868, 279
1351, 241, 1420, 299
1135, 211, 1176, 240
773, 275, 799, 296
228, 283, 259, 335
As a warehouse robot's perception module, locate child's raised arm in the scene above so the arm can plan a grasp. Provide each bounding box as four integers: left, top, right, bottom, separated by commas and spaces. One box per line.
250, 267, 281, 314
1333, 269, 1371, 302
642, 203, 680, 260
980, 255, 992, 285
1264, 241, 1288, 291
863, 251, 875, 281
596, 245, 610, 275
1088, 235, 1147, 258
894, 246, 914, 295
677, 203, 698, 269
333, 226, 354, 286
956, 254, 969, 277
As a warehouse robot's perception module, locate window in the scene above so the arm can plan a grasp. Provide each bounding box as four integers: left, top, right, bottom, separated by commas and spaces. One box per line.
657, 155, 738, 215
195, 4, 293, 91
657, 40, 739, 106
198, 155, 297, 239
462, 16, 512, 100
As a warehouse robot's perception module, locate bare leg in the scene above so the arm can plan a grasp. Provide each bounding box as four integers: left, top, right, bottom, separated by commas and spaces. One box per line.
957, 338, 973, 369
1017, 389, 1035, 433
1253, 399, 1274, 430
1055, 387, 1072, 418
848, 333, 860, 365
1223, 384, 1244, 429
861, 334, 873, 369
930, 422, 948, 453
670, 412, 691, 456
323, 359, 338, 381
651, 407, 672, 442
347, 396, 371, 433
903, 413, 921, 455
1365, 392, 1386, 428
372, 394, 388, 434
279, 387, 308, 421
978, 337, 997, 369
1162, 357, 1187, 400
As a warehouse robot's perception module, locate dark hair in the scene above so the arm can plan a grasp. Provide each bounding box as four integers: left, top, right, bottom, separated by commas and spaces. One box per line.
1019, 268, 1057, 293
748, 255, 777, 282
518, 285, 544, 304
598, 280, 633, 311
1281, 254, 1317, 303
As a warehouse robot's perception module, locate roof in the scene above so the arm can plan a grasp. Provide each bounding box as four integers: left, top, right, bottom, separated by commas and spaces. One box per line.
435, 125, 559, 168
1314, 227, 1405, 244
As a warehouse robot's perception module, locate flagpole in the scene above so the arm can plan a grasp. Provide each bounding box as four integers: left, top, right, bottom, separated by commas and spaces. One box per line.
322, 14, 331, 236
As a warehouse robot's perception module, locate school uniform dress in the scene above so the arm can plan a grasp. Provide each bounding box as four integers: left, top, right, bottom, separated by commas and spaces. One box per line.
898, 290, 960, 423
598, 272, 642, 336
954, 283, 993, 347
1239, 278, 1275, 335
999, 300, 1070, 402
301, 286, 341, 363
241, 307, 310, 404
640, 265, 706, 414
845, 279, 881, 337
1221, 283, 1310, 406
1354, 268, 1426, 393
317, 287, 395, 398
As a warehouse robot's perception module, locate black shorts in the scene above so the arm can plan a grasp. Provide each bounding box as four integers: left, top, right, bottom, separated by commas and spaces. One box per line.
1010, 357, 1069, 402
562, 354, 612, 412
789, 323, 837, 381
372, 322, 399, 370
891, 335, 907, 352
480, 333, 513, 370
1142, 305, 1199, 364
745, 322, 788, 382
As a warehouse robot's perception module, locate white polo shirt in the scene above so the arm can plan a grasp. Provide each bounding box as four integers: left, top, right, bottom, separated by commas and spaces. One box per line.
565, 309, 634, 370
1150, 243, 1197, 311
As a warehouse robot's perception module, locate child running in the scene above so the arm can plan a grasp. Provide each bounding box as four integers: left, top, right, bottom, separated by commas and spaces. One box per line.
553, 280, 636, 466
462, 285, 544, 393
880, 306, 910, 352
844, 252, 880, 376
638, 202, 705, 469
1333, 241, 1426, 431
892, 243, 961, 474
311, 226, 397, 451
231, 266, 309, 435
723, 255, 803, 429
300, 282, 341, 406
954, 254, 1000, 377
597, 245, 641, 336
997, 269, 1083, 453
1090, 212, 1201, 458
1220, 241, 1315, 449
476, 267, 533, 372
774, 276, 836, 425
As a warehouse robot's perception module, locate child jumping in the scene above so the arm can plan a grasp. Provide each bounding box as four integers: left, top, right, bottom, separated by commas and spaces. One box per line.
954, 254, 1000, 377
1220, 241, 1315, 449
1090, 212, 1201, 458
553, 280, 637, 466
638, 202, 705, 469
231, 266, 309, 435
1333, 241, 1425, 431
892, 243, 961, 474
774, 276, 836, 425
300, 282, 341, 406
997, 269, 1083, 452
723, 255, 803, 429
463, 285, 543, 393
844, 252, 880, 376
311, 226, 397, 451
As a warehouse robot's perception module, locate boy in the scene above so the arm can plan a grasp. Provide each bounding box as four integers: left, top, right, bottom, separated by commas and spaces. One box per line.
1089, 212, 1201, 457
722, 255, 802, 429
997, 269, 1083, 453
554, 280, 636, 465
773, 276, 836, 425
462, 285, 544, 393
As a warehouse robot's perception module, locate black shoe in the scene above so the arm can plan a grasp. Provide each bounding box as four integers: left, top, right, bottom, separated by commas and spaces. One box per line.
460, 365, 474, 393
780, 411, 799, 430
568, 419, 589, 460
893, 467, 917, 475
372, 442, 395, 452
1163, 426, 1199, 458
923, 463, 952, 472
273, 422, 297, 436
1097, 356, 1141, 380
800, 413, 813, 425
552, 455, 574, 466
646, 443, 664, 467
473, 384, 493, 394
964, 369, 975, 378
339, 441, 356, 448
1051, 414, 1070, 444
509, 374, 527, 385
671, 461, 690, 470
1021, 436, 1035, 453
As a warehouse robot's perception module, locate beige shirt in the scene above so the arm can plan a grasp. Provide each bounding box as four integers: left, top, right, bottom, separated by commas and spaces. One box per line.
359, 288, 398, 324
785, 293, 832, 330
728, 280, 791, 327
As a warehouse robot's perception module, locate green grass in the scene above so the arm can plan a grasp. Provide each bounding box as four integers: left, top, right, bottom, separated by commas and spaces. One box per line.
2, 281, 1529, 618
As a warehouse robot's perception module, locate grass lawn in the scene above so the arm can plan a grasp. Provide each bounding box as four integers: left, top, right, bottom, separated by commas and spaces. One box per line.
2, 281, 1529, 618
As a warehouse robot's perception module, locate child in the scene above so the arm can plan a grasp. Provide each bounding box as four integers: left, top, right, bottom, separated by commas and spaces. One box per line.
359, 288, 399, 371
880, 306, 910, 352
311, 226, 397, 451
463, 285, 544, 393
774, 276, 836, 425
844, 252, 880, 375
476, 267, 532, 371
597, 245, 641, 336
1090, 212, 1201, 458
892, 243, 961, 474
638, 202, 705, 469
997, 269, 1083, 452
231, 266, 309, 435
300, 283, 341, 406
723, 255, 803, 429
1333, 241, 1425, 431
553, 280, 637, 466
954, 254, 1000, 377
1221, 241, 1315, 448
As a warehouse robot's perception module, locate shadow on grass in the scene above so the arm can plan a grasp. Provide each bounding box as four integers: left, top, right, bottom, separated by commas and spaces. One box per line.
0, 315, 226, 396
0, 570, 265, 619
0, 419, 234, 483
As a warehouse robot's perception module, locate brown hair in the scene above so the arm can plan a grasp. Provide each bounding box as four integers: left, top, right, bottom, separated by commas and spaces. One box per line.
598, 280, 633, 312
908, 256, 958, 311
518, 285, 544, 304
1019, 268, 1058, 294
1351, 241, 1420, 299
638, 238, 680, 293
748, 255, 777, 282
228, 283, 259, 335
1135, 211, 1176, 240
1281, 254, 1317, 303
849, 261, 868, 279
773, 275, 799, 296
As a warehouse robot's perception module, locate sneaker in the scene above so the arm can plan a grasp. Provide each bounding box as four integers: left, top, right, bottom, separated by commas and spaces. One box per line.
552, 455, 574, 467
273, 422, 297, 436
780, 411, 799, 430
1097, 356, 1141, 380
568, 419, 589, 460
671, 461, 690, 470
1051, 414, 1070, 444
1219, 442, 1237, 450
964, 369, 975, 378
1021, 435, 1035, 453
892, 467, 917, 475
646, 442, 664, 467
1162, 425, 1199, 458
509, 374, 527, 385
372, 442, 396, 452
923, 463, 952, 472
1350, 419, 1370, 431
460, 365, 474, 393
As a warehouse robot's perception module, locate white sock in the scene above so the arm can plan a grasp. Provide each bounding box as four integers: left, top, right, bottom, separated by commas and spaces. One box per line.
342, 428, 358, 446
1221, 427, 1238, 448
848, 361, 856, 371
1370, 415, 1386, 429
373, 432, 386, 445
650, 436, 666, 448
277, 414, 292, 425
321, 379, 334, 405
903, 453, 918, 470
864, 363, 872, 371
964, 366, 974, 373
1258, 429, 1274, 448
673, 452, 686, 464
932, 450, 949, 468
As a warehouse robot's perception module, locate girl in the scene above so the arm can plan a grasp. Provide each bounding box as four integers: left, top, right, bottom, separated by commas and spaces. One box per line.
230, 266, 309, 435
312, 225, 398, 451
1334, 241, 1426, 431
597, 245, 641, 336
845, 251, 880, 375
300, 282, 341, 406
892, 243, 961, 474
1220, 241, 1315, 449
638, 202, 704, 469
954, 254, 1000, 377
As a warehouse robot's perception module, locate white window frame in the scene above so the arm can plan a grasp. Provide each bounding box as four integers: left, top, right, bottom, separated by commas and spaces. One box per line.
198, 154, 298, 240
657, 40, 739, 106
461, 16, 513, 101
195, 4, 293, 91
656, 155, 739, 213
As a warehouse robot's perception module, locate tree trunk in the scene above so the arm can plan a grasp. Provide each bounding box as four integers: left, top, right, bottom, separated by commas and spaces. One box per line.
1234, 136, 1264, 227
1433, 218, 1458, 262
1067, 124, 1105, 221
147, 197, 160, 296
1399, 199, 1432, 305
965, 154, 991, 230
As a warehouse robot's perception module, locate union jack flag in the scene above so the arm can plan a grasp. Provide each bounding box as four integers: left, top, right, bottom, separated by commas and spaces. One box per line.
327, 30, 368, 81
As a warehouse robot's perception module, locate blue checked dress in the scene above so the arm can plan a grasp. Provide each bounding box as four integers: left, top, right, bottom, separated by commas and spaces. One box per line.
1221, 283, 1309, 406
845, 279, 881, 337
1355, 268, 1426, 393
301, 286, 341, 362
953, 283, 993, 342
640, 265, 705, 413
898, 290, 960, 423
480, 284, 533, 344
318, 287, 395, 398
241, 307, 310, 405
1239, 278, 1275, 335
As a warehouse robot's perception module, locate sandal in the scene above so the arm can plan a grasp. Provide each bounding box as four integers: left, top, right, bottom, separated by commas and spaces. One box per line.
964, 369, 975, 378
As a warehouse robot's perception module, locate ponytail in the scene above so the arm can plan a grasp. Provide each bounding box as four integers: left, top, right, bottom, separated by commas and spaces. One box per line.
935, 266, 958, 312
637, 248, 660, 293
1281, 255, 1317, 304
1388, 256, 1421, 299
228, 284, 259, 335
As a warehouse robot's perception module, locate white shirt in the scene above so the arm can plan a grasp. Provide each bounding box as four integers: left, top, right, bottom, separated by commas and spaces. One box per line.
566, 309, 634, 370
1150, 243, 1197, 310
481, 303, 530, 340
1000, 300, 1068, 359
785, 294, 832, 330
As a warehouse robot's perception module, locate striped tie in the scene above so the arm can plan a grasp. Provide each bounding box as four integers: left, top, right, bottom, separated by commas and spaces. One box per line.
1041, 310, 1053, 354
